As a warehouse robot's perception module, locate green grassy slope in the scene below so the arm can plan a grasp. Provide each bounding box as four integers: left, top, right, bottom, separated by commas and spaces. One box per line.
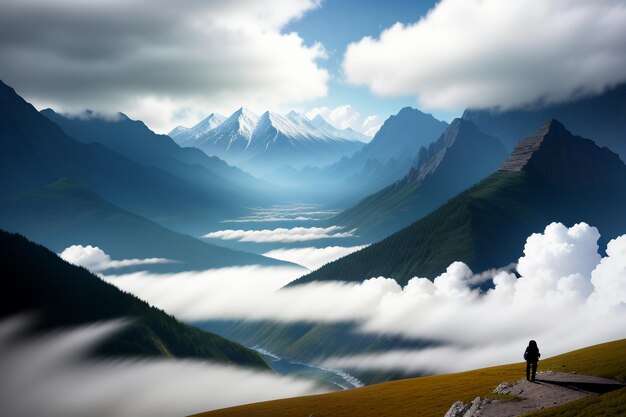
0, 230, 269, 369
297, 169, 626, 286
196, 338, 626, 417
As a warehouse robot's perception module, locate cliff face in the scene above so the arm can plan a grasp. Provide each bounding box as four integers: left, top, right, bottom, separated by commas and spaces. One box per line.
500, 119, 626, 190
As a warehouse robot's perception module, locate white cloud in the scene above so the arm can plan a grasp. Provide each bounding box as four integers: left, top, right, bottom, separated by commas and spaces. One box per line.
306, 105, 383, 137
0, 317, 321, 417
203, 226, 356, 243
325, 223, 626, 374
222, 203, 340, 223
59, 245, 173, 272
343, 0, 626, 111
264, 245, 367, 270
589, 234, 626, 310
103, 267, 393, 323
0, 0, 328, 133
104, 222, 626, 376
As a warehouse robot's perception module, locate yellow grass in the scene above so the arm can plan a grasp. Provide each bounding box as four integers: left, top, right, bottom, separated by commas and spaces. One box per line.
194, 338, 626, 417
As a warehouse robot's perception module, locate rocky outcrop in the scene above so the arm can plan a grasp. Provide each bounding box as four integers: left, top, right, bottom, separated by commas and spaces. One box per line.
499, 119, 626, 189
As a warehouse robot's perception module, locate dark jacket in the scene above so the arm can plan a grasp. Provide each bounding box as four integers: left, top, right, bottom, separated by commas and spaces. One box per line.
524, 341, 540, 362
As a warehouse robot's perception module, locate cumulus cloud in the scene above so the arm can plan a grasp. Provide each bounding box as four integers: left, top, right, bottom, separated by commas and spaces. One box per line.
325, 223, 626, 374
105, 222, 626, 375
0, 317, 321, 417
263, 245, 368, 270
203, 226, 356, 243
0, 0, 328, 132
343, 0, 626, 111
307, 105, 383, 137
59, 245, 173, 272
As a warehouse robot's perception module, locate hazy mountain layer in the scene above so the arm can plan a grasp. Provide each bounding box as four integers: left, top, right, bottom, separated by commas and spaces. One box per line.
42, 109, 264, 197
332, 119, 507, 240
0, 80, 250, 234
0, 178, 286, 272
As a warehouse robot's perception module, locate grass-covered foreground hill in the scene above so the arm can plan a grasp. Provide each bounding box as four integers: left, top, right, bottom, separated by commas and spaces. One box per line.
194, 338, 626, 417
0, 230, 268, 369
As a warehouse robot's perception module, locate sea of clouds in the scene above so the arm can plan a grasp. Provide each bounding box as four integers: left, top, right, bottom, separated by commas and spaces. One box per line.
202, 225, 356, 243
63, 222, 626, 376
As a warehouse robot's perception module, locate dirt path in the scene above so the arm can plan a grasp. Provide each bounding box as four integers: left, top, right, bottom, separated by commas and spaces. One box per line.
445, 371, 625, 417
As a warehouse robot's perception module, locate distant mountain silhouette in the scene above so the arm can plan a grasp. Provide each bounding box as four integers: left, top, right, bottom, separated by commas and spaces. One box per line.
463, 83, 626, 160
332, 119, 507, 240
294, 119, 626, 285
265, 107, 449, 203
0, 79, 246, 234
0, 178, 287, 271
0, 229, 268, 368
42, 108, 265, 197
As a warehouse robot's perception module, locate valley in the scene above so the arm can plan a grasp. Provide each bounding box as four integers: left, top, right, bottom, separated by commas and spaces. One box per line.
1, 4, 625, 413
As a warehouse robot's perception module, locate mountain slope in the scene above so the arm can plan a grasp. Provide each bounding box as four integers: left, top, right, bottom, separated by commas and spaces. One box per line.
194, 107, 260, 161
0, 178, 287, 272
295, 120, 626, 285
266, 108, 449, 203
0, 229, 268, 368
356, 107, 450, 165
169, 113, 227, 146
462, 83, 626, 159
244, 111, 364, 173
324, 107, 450, 192
332, 119, 507, 240
0, 80, 242, 233
42, 109, 263, 195
196, 338, 626, 417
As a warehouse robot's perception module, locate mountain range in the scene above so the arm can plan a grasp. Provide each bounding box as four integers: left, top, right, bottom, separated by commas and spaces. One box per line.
0, 178, 287, 272
295, 119, 626, 285
0, 80, 256, 235
42, 108, 265, 197
0, 79, 292, 269
264, 107, 450, 204
170, 108, 367, 175
332, 118, 507, 240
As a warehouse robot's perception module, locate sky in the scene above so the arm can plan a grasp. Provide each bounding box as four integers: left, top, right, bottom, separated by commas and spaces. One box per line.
0, 0, 624, 134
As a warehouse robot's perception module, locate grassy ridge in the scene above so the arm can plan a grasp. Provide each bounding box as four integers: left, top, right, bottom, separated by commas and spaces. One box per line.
195, 338, 626, 417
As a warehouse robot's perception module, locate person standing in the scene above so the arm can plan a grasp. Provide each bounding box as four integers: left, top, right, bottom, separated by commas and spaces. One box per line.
524, 340, 541, 381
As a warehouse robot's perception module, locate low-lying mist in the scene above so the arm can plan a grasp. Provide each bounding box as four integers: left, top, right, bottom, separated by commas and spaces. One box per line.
0, 316, 322, 417
97, 222, 626, 375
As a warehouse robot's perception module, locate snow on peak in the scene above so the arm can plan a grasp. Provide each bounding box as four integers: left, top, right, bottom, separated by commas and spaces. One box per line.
219, 107, 259, 140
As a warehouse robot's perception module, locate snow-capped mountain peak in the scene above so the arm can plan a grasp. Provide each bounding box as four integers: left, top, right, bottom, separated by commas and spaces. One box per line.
168, 112, 227, 146
193, 113, 227, 136
226, 107, 260, 140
